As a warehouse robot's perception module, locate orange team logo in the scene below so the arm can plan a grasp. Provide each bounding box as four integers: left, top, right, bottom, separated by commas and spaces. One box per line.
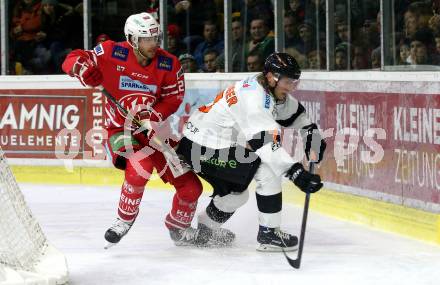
224, 87, 237, 107
199, 87, 238, 113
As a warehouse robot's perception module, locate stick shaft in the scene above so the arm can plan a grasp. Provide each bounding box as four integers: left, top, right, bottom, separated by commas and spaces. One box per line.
283, 162, 314, 269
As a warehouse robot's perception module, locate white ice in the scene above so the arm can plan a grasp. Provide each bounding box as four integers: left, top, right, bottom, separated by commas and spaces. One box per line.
20, 183, 440, 285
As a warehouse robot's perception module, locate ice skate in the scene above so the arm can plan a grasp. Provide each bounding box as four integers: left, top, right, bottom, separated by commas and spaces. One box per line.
257, 226, 298, 252
104, 218, 134, 249
198, 223, 235, 246
168, 226, 210, 246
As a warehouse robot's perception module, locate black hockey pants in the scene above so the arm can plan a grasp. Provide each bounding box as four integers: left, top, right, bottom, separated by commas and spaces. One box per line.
176, 137, 261, 197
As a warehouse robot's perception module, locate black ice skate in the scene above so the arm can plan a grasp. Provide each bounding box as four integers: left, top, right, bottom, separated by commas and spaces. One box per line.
197, 223, 235, 246
257, 226, 298, 252
169, 226, 210, 246
104, 218, 134, 249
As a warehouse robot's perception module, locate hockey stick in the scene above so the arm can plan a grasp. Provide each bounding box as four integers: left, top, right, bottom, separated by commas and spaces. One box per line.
282, 162, 314, 269
99, 87, 186, 177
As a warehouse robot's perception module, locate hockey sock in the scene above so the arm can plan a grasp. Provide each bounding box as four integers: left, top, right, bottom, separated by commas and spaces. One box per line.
117, 180, 144, 222
165, 193, 197, 230
117, 152, 153, 222
198, 200, 234, 229
165, 172, 203, 230
256, 192, 282, 228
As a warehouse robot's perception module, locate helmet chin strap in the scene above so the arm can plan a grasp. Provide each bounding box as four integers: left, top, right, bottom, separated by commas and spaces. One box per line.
273, 74, 280, 86
261, 72, 278, 98
269, 74, 279, 97
270, 74, 287, 103
134, 47, 149, 60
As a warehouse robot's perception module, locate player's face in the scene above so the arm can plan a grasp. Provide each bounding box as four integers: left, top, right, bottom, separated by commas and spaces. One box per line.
273, 76, 299, 101
137, 36, 160, 59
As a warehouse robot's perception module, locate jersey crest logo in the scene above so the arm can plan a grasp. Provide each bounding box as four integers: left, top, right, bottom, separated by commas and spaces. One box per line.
119, 76, 157, 93
112, 45, 129, 61
94, 44, 104, 56
117, 93, 157, 119
157, 56, 173, 71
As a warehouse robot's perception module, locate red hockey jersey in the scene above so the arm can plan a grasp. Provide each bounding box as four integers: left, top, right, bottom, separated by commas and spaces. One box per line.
62, 41, 184, 135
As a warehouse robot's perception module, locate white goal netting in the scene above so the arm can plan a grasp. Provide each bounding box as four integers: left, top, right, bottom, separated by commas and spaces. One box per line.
0, 147, 68, 284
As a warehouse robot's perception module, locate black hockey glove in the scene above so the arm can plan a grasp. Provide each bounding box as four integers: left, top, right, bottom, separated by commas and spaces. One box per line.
286, 163, 323, 194
300, 123, 326, 163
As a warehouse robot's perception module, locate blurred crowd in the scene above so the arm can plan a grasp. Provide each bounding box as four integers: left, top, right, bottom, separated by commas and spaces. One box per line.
7, 0, 440, 74
9, 0, 83, 74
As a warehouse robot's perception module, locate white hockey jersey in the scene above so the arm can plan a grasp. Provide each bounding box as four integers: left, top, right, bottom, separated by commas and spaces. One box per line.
183, 74, 312, 176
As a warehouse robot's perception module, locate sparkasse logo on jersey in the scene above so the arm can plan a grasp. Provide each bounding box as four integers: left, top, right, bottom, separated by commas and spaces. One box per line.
119, 76, 157, 93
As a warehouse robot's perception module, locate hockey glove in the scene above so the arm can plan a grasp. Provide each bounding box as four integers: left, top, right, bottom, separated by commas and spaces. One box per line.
71, 57, 103, 87
131, 109, 180, 147
286, 163, 323, 194
300, 123, 326, 163
129, 109, 153, 145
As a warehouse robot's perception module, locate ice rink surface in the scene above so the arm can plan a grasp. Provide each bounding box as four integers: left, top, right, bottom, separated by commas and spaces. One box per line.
21, 183, 440, 285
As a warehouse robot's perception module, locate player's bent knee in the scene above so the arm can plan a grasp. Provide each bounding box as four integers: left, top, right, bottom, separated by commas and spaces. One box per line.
125, 158, 153, 187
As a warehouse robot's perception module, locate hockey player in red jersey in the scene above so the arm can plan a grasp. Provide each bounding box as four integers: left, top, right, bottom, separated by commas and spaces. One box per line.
62, 12, 208, 247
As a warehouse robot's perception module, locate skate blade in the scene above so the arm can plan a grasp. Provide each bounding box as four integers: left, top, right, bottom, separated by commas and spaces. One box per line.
256, 243, 298, 252
104, 242, 117, 249
173, 241, 195, 246
210, 234, 235, 246
206, 239, 234, 248
173, 239, 233, 248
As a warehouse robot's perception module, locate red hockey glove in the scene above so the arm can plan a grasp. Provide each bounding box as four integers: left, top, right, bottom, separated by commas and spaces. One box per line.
71, 57, 103, 87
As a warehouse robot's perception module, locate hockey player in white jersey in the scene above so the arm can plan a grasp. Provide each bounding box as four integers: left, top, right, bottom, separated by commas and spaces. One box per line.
176, 52, 326, 251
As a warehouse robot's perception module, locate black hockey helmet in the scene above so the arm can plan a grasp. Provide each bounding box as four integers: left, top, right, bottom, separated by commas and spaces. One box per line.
263, 52, 301, 80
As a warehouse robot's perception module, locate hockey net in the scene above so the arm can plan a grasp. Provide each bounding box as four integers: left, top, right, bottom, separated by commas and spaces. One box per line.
0, 147, 68, 284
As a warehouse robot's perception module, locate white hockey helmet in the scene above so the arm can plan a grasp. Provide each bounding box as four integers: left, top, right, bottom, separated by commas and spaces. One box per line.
124, 12, 161, 50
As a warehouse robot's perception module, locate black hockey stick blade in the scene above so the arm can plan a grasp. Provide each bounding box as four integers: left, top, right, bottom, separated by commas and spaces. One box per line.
283, 163, 314, 269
